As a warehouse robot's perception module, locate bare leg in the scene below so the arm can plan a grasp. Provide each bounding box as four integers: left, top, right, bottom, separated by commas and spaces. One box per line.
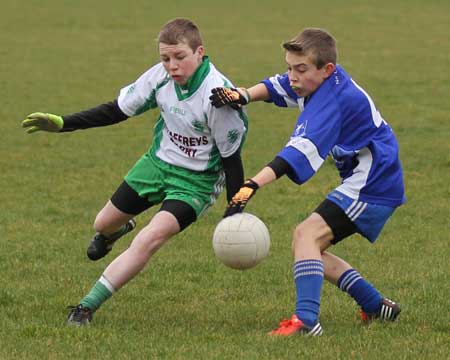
291, 214, 395, 322
292, 213, 334, 260
287, 213, 334, 329
322, 251, 352, 285
93, 200, 135, 236
291, 214, 353, 285
103, 210, 180, 289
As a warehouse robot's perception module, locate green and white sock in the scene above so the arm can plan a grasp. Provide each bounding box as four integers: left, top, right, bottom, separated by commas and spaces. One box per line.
80, 275, 116, 311
108, 223, 130, 240
108, 220, 134, 241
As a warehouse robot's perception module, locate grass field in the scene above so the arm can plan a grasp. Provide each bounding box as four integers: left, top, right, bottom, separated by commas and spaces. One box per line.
1, 0, 449, 359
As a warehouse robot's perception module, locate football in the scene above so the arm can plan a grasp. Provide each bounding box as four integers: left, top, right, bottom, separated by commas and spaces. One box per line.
212, 213, 270, 270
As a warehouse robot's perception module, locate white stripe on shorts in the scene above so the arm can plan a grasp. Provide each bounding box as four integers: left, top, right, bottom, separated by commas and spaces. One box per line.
351, 202, 367, 220
345, 200, 367, 221
345, 200, 358, 216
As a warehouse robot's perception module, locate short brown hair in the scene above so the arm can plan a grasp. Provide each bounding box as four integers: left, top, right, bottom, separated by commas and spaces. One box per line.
283, 28, 337, 68
157, 18, 203, 52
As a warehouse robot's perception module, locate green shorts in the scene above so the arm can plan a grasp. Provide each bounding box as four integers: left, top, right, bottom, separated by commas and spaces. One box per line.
124, 153, 225, 218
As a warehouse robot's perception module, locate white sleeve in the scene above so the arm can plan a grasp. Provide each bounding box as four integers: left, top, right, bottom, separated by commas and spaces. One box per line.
117, 63, 167, 117
208, 103, 247, 158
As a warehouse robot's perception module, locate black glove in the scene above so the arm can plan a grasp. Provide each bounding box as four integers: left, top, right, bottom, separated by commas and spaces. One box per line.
210, 87, 250, 110
223, 179, 259, 217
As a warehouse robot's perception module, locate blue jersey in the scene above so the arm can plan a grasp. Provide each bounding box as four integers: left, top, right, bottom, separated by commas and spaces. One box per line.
261, 65, 405, 207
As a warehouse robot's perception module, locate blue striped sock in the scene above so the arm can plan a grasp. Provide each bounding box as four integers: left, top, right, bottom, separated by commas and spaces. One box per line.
337, 269, 383, 313
294, 259, 324, 327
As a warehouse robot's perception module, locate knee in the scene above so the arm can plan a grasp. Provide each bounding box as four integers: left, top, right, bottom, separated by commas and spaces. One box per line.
131, 228, 169, 257
93, 212, 109, 234
291, 222, 324, 255
292, 222, 312, 246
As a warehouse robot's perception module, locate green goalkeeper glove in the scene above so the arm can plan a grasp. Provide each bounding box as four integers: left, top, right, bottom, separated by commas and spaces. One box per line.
224, 179, 259, 217
22, 112, 64, 134
209, 87, 250, 110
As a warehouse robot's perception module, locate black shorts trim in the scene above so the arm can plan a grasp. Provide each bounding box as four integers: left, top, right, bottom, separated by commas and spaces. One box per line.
159, 200, 197, 232
111, 181, 196, 231
314, 198, 357, 244
110, 181, 153, 215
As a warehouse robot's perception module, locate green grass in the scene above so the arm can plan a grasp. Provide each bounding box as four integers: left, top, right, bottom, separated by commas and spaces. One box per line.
1, 0, 449, 359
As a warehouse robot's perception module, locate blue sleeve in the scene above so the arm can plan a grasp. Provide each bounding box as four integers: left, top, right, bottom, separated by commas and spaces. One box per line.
260, 73, 300, 108
277, 89, 341, 184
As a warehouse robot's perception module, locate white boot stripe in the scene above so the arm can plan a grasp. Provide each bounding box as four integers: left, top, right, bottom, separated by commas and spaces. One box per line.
308, 323, 323, 336
386, 307, 393, 319
380, 305, 394, 319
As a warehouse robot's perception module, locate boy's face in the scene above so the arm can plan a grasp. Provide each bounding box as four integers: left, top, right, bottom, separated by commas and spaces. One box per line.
159, 41, 204, 85
285, 51, 335, 97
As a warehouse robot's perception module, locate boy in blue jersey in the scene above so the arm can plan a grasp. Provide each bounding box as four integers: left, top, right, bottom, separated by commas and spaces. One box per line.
210, 28, 405, 336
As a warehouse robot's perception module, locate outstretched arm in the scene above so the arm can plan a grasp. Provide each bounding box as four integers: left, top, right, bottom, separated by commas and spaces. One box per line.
250, 166, 278, 188
60, 100, 129, 132
22, 100, 129, 133
210, 83, 270, 109
224, 156, 291, 217
245, 83, 271, 102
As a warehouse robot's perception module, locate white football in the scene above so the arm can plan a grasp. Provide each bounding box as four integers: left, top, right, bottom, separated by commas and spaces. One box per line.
212, 213, 270, 270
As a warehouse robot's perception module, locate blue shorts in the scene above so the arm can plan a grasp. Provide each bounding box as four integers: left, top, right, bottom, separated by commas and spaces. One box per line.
326, 190, 396, 243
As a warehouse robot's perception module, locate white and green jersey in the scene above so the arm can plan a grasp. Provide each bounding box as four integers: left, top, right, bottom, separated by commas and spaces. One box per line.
117, 57, 247, 173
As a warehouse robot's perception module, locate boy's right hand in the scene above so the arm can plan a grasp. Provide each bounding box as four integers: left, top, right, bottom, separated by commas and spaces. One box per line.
22, 112, 64, 133
223, 179, 259, 217
210, 87, 250, 109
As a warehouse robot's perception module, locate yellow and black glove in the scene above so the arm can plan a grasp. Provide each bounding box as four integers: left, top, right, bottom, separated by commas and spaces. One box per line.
224, 179, 259, 217
22, 112, 64, 133
210, 87, 250, 110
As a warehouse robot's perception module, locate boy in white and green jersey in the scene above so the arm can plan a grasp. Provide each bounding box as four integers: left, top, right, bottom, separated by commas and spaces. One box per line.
120, 54, 247, 218
119, 56, 245, 173
22, 18, 247, 326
